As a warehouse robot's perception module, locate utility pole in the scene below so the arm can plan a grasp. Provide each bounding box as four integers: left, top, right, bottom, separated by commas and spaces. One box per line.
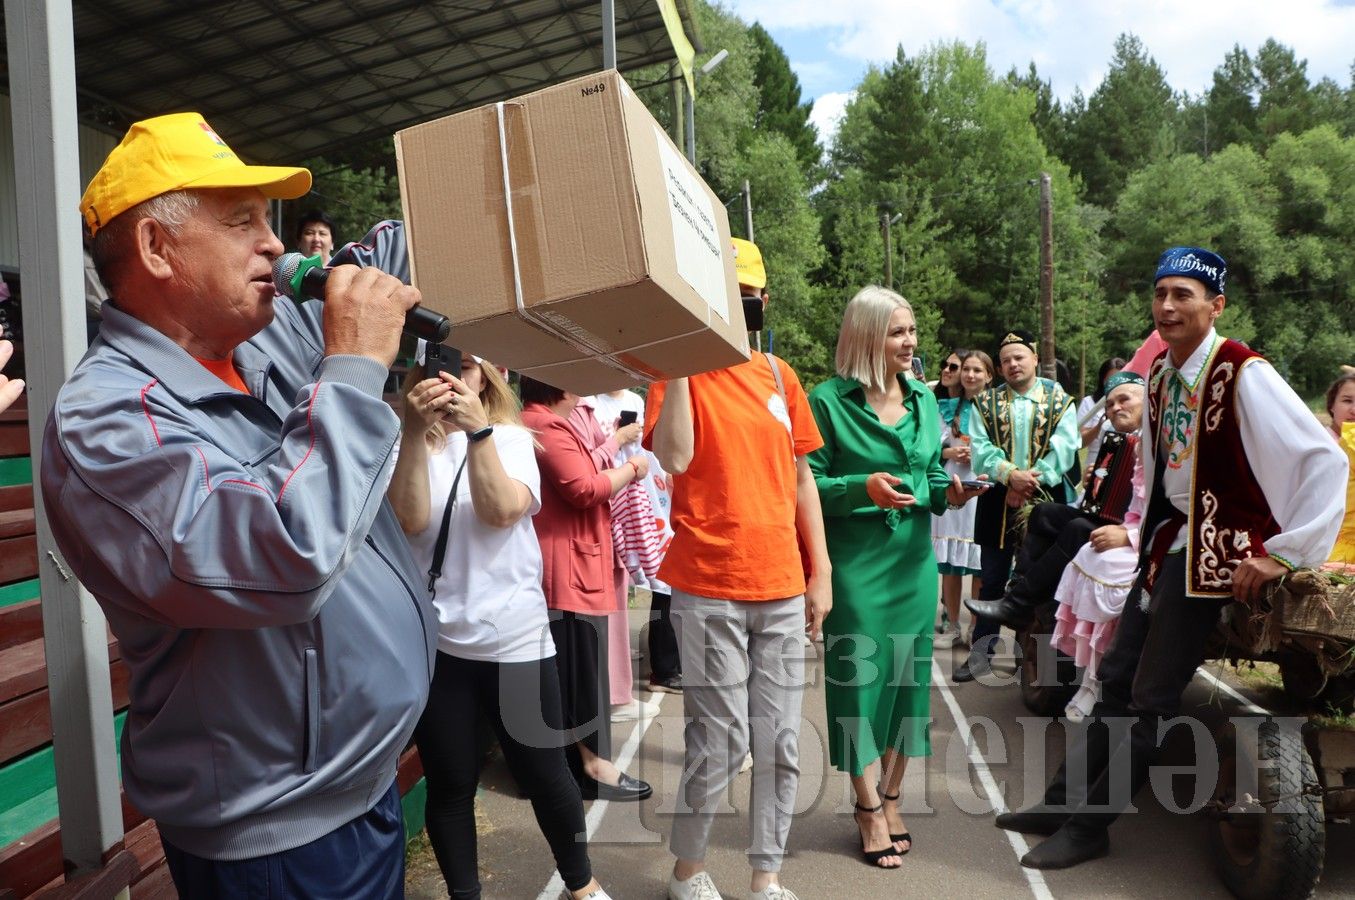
672, 70, 685, 150
1038, 172, 1056, 381
881, 212, 893, 289
742, 179, 754, 242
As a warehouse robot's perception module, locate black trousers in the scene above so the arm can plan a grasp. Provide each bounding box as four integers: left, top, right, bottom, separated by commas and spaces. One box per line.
548, 610, 612, 764
415, 652, 592, 898
1008, 502, 1100, 608
647, 590, 681, 681
1041, 552, 1228, 835
972, 543, 1015, 651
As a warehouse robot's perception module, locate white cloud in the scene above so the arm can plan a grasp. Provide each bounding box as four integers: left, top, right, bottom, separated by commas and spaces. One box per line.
809, 91, 855, 146
729, 0, 1355, 101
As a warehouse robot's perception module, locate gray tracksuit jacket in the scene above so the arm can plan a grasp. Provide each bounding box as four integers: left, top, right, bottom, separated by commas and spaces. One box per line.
41, 292, 436, 860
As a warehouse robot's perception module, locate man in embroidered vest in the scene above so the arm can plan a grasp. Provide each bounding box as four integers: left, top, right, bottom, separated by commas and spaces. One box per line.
995, 246, 1346, 870
954, 329, 1078, 682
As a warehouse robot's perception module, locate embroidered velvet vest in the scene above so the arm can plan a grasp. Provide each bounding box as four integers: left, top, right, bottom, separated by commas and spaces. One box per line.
972, 378, 1074, 548
1146, 340, 1280, 600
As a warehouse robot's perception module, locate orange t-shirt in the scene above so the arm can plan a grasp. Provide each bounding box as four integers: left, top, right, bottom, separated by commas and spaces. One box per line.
643, 354, 822, 601
193, 354, 250, 394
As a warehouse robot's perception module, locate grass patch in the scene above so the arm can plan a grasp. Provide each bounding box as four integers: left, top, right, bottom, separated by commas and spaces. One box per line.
1231, 660, 1285, 694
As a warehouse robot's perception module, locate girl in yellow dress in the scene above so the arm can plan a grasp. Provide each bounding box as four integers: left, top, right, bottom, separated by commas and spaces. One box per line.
1326, 372, 1355, 564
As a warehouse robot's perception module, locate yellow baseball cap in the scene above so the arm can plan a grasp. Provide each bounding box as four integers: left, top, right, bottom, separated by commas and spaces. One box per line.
80, 112, 312, 237
730, 237, 766, 290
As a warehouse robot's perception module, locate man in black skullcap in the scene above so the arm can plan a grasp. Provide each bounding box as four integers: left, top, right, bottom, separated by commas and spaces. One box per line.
956, 329, 1078, 682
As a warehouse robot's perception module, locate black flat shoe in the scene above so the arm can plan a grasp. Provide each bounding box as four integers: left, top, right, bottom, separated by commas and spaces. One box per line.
964, 597, 1035, 630
852, 801, 902, 868
1020, 826, 1109, 869
578, 772, 652, 802
995, 804, 1069, 836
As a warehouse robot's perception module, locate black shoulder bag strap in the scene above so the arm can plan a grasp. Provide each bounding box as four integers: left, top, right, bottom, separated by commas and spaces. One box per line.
427, 455, 469, 592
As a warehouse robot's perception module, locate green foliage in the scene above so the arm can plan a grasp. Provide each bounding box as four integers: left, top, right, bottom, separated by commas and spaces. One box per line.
826, 41, 1102, 375
746, 23, 821, 173
1064, 34, 1177, 208
294, 161, 402, 249
1106, 125, 1355, 395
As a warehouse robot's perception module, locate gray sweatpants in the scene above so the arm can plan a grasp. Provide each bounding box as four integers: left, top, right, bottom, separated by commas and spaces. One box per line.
668, 590, 808, 872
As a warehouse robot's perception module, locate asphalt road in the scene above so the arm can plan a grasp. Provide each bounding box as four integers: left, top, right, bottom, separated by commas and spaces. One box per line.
407, 605, 1355, 899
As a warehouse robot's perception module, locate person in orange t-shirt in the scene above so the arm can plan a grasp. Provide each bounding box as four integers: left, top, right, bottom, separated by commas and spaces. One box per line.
645, 239, 831, 900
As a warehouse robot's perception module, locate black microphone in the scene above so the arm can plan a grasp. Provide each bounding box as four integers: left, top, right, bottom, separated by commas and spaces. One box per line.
271, 252, 451, 343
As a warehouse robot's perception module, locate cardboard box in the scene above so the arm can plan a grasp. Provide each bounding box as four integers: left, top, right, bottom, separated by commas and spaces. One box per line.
394, 70, 749, 395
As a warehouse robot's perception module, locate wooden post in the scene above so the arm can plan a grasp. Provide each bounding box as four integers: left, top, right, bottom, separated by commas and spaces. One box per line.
1038, 172, 1056, 380
742, 179, 754, 242
882, 213, 893, 289
5, 0, 126, 881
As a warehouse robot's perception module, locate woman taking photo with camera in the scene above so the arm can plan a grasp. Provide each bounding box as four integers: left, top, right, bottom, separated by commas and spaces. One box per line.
808, 287, 985, 869
388, 355, 615, 900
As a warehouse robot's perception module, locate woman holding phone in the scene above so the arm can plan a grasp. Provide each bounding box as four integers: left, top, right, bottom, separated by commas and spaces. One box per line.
931, 349, 994, 645
808, 286, 985, 868
388, 353, 615, 900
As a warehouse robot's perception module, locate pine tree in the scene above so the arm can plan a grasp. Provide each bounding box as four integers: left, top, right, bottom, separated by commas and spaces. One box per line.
1205, 45, 1260, 152
1065, 33, 1177, 207
746, 23, 821, 172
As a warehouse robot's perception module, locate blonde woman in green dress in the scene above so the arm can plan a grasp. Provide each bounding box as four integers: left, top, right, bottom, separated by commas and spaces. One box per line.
808, 286, 987, 868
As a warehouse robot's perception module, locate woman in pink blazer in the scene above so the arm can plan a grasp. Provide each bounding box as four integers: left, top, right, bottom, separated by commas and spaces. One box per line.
520, 376, 653, 802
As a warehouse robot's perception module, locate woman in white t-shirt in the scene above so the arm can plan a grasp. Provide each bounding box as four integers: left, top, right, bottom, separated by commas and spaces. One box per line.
388, 355, 612, 900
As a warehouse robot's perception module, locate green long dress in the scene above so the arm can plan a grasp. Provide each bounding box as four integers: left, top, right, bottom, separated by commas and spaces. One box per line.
808, 374, 951, 776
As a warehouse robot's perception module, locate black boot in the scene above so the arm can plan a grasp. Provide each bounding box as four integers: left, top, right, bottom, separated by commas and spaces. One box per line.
965, 595, 1034, 630
1020, 825, 1109, 869
995, 804, 1068, 836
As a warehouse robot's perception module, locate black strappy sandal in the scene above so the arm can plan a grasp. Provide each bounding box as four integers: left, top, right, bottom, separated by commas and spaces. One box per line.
853, 801, 903, 868
878, 787, 912, 853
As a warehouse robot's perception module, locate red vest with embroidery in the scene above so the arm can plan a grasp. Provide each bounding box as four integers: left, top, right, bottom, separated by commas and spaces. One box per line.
1147, 339, 1281, 600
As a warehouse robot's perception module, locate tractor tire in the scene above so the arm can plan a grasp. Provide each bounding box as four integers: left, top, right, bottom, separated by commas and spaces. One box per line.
1018, 602, 1079, 717
1208, 718, 1325, 900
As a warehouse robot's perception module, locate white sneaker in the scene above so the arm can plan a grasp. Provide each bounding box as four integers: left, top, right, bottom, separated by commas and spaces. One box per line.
668, 870, 724, 900
562, 888, 613, 900
748, 885, 800, 900
610, 698, 660, 722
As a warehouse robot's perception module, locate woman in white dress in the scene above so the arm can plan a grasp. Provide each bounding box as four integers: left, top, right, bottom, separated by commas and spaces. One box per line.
932, 349, 993, 645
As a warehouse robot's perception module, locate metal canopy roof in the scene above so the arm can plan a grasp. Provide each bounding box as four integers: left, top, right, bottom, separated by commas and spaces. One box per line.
2, 0, 697, 162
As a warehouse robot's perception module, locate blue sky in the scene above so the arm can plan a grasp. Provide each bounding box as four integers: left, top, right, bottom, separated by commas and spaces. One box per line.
722, 0, 1355, 143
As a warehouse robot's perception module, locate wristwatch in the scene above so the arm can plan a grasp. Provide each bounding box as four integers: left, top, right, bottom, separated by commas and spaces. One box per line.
468, 424, 494, 443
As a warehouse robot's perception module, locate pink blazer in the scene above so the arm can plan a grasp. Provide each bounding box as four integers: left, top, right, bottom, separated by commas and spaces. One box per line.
522, 403, 616, 614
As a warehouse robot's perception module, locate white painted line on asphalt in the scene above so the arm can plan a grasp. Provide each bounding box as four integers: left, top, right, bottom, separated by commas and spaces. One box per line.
1193, 665, 1270, 715
931, 659, 1056, 900
536, 693, 667, 900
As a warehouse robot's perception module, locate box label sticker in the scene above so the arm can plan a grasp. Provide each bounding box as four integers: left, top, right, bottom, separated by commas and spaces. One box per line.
653, 126, 729, 322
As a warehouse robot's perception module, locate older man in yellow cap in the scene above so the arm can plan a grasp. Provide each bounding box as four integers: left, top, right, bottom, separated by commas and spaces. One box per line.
42, 113, 434, 897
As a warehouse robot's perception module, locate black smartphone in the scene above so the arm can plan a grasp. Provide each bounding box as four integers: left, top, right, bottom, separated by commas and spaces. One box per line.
423, 344, 463, 380
618, 409, 639, 427
960, 479, 991, 490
